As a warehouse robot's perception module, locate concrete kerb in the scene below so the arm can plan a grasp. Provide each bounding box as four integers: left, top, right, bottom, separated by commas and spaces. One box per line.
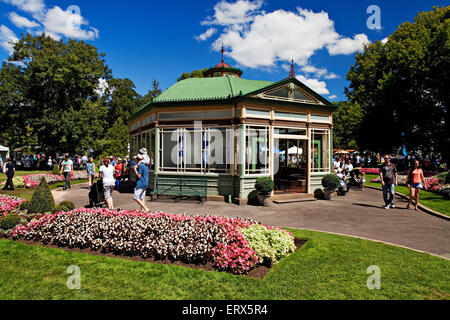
365, 186, 450, 221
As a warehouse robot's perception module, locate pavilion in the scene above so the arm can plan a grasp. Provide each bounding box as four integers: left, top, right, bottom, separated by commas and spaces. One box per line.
129, 57, 335, 204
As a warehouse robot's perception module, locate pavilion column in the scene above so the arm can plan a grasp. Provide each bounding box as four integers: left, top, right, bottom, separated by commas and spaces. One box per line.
155, 126, 160, 175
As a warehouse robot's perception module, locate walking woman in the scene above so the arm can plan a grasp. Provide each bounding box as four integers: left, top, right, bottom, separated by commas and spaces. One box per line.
60, 154, 73, 190
407, 160, 427, 211
99, 158, 115, 209
86, 157, 95, 188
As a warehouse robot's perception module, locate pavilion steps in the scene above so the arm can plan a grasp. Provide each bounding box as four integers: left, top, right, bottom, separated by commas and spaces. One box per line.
272, 193, 316, 204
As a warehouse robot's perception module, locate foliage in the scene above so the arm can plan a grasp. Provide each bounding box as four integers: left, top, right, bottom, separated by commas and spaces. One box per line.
322, 174, 341, 191
240, 224, 296, 264
52, 165, 60, 176
332, 101, 364, 149
104, 78, 138, 124
59, 201, 75, 211
137, 79, 162, 107
346, 6, 450, 160
314, 188, 324, 199
177, 68, 208, 82
52, 205, 69, 214
0, 213, 20, 230
29, 178, 55, 214
255, 177, 274, 195
247, 190, 259, 206
19, 201, 31, 211
96, 118, 130, 159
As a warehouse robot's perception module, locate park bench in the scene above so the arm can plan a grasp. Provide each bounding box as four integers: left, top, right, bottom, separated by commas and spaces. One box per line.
150, 176, 207, 203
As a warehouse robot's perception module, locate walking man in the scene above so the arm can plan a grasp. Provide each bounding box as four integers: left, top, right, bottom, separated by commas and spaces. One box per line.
133, 154, 149, 212
380, 155, 398, 209
60, 154, 73, 190
2, 158, 15, 191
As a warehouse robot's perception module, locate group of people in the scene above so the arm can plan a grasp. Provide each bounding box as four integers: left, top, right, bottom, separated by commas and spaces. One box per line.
97, 148, 150, 212
333, 158, 366, 194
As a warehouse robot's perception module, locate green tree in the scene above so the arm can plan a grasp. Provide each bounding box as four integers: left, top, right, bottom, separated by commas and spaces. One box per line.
104, 78, 138, 124
177, 68, 207, 81
332, 101, 364, 150
5, 33, 111, 154
96, 118, 130, 159
346, 6, 449, 160
137, 79, 162, 107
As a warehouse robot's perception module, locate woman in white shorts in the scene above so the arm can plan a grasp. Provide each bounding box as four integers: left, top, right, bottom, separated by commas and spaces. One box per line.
99, 158, 116, 209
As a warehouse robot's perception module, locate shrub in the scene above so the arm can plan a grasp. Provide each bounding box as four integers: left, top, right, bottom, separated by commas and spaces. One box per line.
322, 174, 341, 191
314, 188, 324, 199
59, 201, 75, 211
52, 205, 69, 214
247, 190, 259, 206
52, 165, 60, 176
0, 213, 21, 230
19, 201, 31, 211
255, 177, 274, 195
29, 178, 56, 214
240, 224, 296, 265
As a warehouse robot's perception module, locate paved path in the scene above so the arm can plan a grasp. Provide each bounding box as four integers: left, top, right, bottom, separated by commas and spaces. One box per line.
52, 183, 450, 259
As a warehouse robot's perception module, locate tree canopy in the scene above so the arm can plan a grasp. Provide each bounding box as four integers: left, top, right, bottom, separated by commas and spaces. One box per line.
332, 101, 364, 150
346, 6, 449, 160
0, 33, 161, 158
177, 68, 207, 82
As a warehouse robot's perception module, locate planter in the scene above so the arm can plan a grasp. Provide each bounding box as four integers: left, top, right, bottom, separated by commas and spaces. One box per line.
323, 189, 337, 201
258, 194, 272, 206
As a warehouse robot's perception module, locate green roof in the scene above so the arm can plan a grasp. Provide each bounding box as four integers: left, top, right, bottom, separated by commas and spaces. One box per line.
153, 76, 273, 103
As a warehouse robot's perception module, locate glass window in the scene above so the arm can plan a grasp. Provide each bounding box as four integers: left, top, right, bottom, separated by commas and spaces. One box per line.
274, 111, 307, 121
246, 109, 271, 118
311, 130, 330, 173
268, 87, 289, 99
310, 115, 330, 123
293, 90, 313, 101
275, 128, 307, 136
245, 126, 270, 175
159, 127, 232, 173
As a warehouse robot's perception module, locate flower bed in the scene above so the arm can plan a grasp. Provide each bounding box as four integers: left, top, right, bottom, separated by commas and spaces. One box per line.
359, 168, 380, 175
12, 208, 296, 275
1, 172, 91, 189
0, 195, 25, 217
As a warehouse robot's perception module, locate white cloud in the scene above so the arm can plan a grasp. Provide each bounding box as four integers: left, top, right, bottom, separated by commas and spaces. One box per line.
195, 28, 217, 41
41, 6, 99, 40
8, 11, 40, 29
381, 37, 388, 44
202, 0, 263, 26
296, 75, 329, 95
326, 33, 369, 55
1, 0, 45, 15
328, 95, 337, 99
202, 2, 369, 70
324, 72, 338, 79
0, 25, 18, 55
0, 1, 100, 51
95, 78, 108, 96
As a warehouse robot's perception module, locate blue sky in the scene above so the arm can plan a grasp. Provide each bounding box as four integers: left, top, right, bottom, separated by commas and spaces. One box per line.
0, 0, 448, 101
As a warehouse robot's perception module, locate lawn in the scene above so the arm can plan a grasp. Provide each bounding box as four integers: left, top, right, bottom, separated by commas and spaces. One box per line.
366, 174, 450, 217
0, 171, 88, 201
0, 228, 448, 300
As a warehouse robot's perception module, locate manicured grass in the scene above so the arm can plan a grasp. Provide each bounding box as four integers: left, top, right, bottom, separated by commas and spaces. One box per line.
366, 174, 450, 217
0, 171, 88, 201
0, 228, 448, 300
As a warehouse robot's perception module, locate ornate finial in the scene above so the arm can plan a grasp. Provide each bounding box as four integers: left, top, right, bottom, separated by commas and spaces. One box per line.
289, 59, 295, 78
221, 43, 225, 65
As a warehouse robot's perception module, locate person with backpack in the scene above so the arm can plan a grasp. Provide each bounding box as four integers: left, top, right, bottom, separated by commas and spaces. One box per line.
380, 155, 398, 210
406, 160, 427, 211
99, 158, 115, 210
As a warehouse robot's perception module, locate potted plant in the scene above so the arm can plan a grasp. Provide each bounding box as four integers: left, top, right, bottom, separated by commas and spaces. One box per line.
321, 174, 340, 200
255, 177, 274, 206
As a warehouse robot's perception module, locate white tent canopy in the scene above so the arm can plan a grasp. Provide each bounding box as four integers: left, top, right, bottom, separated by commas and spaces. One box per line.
0, 145, 9, 162
279, 146, 303, 155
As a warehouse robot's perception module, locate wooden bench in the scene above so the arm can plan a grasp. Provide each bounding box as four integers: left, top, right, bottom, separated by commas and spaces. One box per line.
150, 176, 207, 203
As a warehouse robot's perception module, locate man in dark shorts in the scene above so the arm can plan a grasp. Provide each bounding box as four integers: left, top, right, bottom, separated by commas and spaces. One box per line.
380, 155, 398, 209
2, 158, 15, 191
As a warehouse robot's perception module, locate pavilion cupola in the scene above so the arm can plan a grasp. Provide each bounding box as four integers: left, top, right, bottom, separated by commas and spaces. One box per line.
203, 43, 243, 78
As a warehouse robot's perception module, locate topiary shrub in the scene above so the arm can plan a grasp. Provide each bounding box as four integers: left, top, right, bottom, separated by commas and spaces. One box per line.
19, 201, 31, 211
52, 205, 69, 214
322, 174, 341, 191
247, 190, 259, 206
255, 177, 274, 195
314, 188, 324, 199
52, 165, 61, 176
240, 224, 296, 265
0, 213, 21, 230
29, 177, 56, 214
59, 201, 75, 211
